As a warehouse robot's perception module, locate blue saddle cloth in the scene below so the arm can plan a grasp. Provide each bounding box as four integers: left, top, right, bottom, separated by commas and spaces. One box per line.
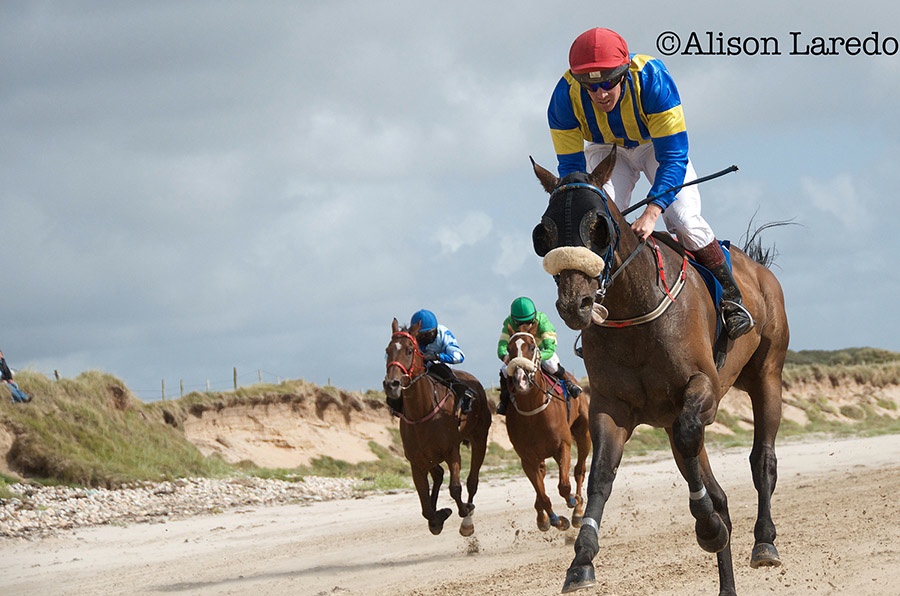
687, 240, 732, 367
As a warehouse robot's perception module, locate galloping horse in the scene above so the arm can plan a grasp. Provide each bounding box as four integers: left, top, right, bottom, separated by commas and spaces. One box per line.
383, 318, 492, 536
530, 146, 789, 595
504, 321, 591, 533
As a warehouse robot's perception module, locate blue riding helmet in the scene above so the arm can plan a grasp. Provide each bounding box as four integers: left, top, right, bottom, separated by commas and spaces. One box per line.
410, 309, 438, 332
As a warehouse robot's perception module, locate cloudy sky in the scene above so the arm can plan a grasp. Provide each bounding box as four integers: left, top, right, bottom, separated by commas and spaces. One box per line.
3, 1, 899, 400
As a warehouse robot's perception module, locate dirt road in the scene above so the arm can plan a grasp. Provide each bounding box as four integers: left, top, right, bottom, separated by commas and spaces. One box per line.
2, 434, 898, 596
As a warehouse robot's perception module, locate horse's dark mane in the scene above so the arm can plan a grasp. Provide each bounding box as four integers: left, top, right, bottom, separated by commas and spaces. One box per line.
739, 214, 798, 268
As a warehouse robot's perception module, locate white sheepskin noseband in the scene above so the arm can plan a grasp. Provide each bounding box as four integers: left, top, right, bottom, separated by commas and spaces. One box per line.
542, 246, 605, 278
506, 356, 537, 376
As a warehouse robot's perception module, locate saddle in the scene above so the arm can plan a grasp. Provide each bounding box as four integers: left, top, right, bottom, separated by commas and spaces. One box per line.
539, 370, 579, 420
540, 370, 566, 397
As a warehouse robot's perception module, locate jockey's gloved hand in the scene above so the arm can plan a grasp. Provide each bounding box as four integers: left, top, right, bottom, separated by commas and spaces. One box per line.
424, 353, 440, 362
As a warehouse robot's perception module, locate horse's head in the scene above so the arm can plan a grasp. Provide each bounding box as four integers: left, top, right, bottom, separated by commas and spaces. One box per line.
505, 331, 541, 394
531, 146, 622, 330
383, 318, 424, 400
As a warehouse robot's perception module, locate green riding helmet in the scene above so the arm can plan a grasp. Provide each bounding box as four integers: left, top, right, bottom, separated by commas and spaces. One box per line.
510, 296, 537, 324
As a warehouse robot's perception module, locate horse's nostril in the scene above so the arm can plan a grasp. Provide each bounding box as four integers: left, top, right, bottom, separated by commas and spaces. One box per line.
579, 295, 593, 311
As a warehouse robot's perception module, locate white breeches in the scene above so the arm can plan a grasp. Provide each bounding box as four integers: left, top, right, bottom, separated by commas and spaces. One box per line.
584, 142, 716, 250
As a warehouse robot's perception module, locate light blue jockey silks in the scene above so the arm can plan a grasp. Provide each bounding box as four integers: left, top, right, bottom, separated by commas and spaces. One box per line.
420, 325, 465, 365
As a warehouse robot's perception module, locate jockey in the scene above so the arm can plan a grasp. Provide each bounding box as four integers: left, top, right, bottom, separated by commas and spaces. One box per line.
406, 309, 476, 415
548, 27, 754, 340
495, 297, 582, 416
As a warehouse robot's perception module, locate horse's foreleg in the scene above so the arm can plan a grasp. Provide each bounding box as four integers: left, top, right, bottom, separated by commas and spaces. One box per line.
413, 465, 450, 535
446, 450, 468, 519
671, 411, 731, 554
522, 458, 557, 531
562, 413, 628, 593
569, 412, 590, 527
428, 464, 443, 511
465, 432, 488, 514
556, 442, 576, 509
669, 432, 736, 596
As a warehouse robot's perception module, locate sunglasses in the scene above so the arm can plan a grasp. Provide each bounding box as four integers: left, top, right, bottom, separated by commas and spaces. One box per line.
580, 75, 624, 92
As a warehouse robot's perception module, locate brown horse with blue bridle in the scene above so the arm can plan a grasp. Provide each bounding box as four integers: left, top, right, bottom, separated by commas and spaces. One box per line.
383, 318, 492, 536
530, 146, 789, 595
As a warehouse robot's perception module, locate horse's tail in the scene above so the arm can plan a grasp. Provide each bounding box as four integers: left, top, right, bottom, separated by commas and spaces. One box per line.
739, 217, 798, 268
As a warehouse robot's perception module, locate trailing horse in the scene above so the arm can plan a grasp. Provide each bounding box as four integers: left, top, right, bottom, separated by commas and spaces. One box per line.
383, 318, 492, 536
530, 146, 789, 595
503, 321, 591, 532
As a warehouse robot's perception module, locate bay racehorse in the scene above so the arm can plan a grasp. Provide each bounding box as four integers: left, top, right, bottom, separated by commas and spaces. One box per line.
504, 322, 591, 532
530, 146, 789, 595
383, 318, 492, 536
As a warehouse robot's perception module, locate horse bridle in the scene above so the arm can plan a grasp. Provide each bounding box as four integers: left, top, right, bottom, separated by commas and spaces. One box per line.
386, 330, 452, 424
506, 332, 541, 377
386, 331, 427, 389
506, 332, 560, 415
547, 182, 683, 316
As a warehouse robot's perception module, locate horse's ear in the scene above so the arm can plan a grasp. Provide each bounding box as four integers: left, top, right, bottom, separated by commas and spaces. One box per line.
410, 321, 421, 335
531, 156, 559, 195
392, 318, 399, 333
506, 323, 515, 335
588, 144, 616, 188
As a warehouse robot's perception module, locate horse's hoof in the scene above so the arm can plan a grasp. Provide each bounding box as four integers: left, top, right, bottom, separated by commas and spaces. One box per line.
571, 514, 582, 528
459, 514, 475, 537
567, 495, 577, 509
561, 564, 596, 593
555, 516, 571, 531
429, 508, 452, 535
696, 517, 730, 553
750, 542, 781, 568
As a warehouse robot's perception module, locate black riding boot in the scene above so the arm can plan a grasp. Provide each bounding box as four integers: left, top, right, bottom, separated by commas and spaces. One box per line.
452, 382, 476, 414
555, 365, 582, 397
709, 262, 755, 340
496, 371, 510, 415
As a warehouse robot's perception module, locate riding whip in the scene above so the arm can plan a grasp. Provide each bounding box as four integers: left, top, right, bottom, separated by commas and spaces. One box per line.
621, 165, 739, 217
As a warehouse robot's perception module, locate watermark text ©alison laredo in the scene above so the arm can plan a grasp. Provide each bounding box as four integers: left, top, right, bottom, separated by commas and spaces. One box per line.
656, 31, 899, 56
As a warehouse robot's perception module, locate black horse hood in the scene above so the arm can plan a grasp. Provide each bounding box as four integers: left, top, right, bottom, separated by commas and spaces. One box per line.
533, 173, 617, 278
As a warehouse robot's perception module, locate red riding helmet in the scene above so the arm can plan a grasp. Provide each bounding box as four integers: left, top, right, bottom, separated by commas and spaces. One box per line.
569, 27, 630, 77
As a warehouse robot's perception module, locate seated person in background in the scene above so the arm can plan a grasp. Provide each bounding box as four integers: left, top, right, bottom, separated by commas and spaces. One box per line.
496, 297, 581, 415
1, 350, 31, 404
